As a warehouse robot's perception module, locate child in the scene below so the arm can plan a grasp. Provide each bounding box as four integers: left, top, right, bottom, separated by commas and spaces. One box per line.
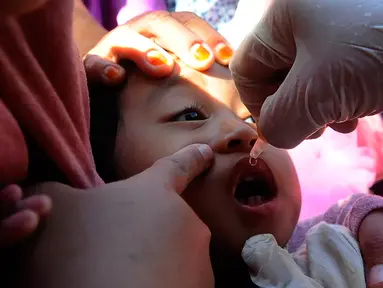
90, 57, 383, 287
0, 1, 381, 286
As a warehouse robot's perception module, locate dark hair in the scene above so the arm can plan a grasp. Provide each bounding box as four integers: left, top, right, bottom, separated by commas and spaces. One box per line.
89, 60, 149, 182
89, 80, 122, 183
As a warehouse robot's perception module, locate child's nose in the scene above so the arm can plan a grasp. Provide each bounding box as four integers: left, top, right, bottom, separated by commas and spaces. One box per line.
211, 120, 257, 154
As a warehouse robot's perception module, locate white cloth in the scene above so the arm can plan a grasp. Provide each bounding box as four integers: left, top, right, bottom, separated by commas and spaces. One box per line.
242, 222, 365, 288
219, 0, 269, 48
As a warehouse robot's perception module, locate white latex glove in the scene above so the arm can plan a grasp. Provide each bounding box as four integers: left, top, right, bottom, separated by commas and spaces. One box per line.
242, 223, 365, 288
230, 0, 383, 149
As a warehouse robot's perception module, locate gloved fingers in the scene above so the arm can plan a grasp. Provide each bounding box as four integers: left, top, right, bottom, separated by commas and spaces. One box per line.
307, 127, 326, 140
257, 56, 366, 149
126, 11, 215, 71
306, 122, 357, 140
170, 11, 234, 66
230, 0, 294, 118
230, 32, 290, 119
257, 62, 330, 149
329, 120, 358, 134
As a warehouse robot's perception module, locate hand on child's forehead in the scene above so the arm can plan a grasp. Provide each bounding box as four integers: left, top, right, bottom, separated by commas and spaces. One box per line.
126, 58, 249, 116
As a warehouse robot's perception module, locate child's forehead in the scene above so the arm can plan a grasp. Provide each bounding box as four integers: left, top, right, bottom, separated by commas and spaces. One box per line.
122, 61, 246, 113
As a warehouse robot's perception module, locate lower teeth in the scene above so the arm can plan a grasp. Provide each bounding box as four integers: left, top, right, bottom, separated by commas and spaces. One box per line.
247, 196, 263, 206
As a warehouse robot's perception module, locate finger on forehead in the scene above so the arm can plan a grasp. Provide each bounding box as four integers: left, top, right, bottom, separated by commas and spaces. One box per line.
86, 27, 174, 78
171, 11, 234, 66
127, 11, 215, 71
88, 26, 173, 64
171, 12, 230, 48
84, 55, 126, 85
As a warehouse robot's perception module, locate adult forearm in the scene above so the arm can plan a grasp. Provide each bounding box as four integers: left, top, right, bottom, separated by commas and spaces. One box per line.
19, 183, 148, 288
73, 0, 107, 57
18, 182, 213, 288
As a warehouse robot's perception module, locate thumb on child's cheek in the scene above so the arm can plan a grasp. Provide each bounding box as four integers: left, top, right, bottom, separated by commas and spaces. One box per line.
368, 265, 383, 287
359, 211, 383, 287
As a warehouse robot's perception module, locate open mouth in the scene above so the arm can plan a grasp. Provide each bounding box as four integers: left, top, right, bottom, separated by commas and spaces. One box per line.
232, 157, 277, 207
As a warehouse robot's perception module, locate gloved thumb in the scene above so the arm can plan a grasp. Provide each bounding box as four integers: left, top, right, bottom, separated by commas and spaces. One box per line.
358, 210, 383, 287
147, 144, 214, 195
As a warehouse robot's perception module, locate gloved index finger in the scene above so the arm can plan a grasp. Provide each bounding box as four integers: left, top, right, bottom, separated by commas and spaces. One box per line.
230, 32, 292, 119
230, 0, 295, 118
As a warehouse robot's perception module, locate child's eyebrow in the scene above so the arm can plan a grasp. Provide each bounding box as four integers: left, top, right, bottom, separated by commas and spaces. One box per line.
146, 73, 196, 106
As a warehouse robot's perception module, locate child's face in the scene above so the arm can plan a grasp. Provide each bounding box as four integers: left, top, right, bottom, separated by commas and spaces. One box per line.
114, 61, 301, 254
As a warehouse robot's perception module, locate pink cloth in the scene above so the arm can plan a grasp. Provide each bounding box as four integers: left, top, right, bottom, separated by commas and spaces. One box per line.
0, 0, 103, 188
289, 193, 383, 253
85, 0, 166, 30
116, 0, 166, 25
289, 116, 383, 220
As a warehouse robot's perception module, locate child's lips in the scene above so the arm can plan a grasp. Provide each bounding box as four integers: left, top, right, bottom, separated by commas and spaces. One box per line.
230, 156, 279, 216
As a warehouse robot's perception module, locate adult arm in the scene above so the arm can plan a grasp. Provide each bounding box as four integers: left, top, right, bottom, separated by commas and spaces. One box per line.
73, 0, 108, 57
18, 145, 214, 288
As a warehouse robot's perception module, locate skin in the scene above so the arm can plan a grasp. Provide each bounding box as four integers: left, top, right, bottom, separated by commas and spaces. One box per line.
112, 60, 301, 284
0, 0, 49, 17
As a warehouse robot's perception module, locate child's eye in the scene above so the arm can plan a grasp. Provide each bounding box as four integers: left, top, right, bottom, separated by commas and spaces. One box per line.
244, 116, 255, 123
172, 108, 207, 122
170, 103, 208, 122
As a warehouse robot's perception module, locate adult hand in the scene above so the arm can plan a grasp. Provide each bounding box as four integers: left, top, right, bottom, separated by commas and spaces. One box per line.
84, 11, 234, 84
230, 0, 383, 149
23, 144, 214, 288
0, 184, 51, 247
359, 210, 383, 288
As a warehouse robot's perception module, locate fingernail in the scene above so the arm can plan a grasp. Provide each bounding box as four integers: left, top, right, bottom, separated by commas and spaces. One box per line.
197, 144, 213, 160
146, 50, 169, 66
369, 264, 383, 285
191, 43, 211, 62
215, 43, 233, 62
104, 65, 122, 80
